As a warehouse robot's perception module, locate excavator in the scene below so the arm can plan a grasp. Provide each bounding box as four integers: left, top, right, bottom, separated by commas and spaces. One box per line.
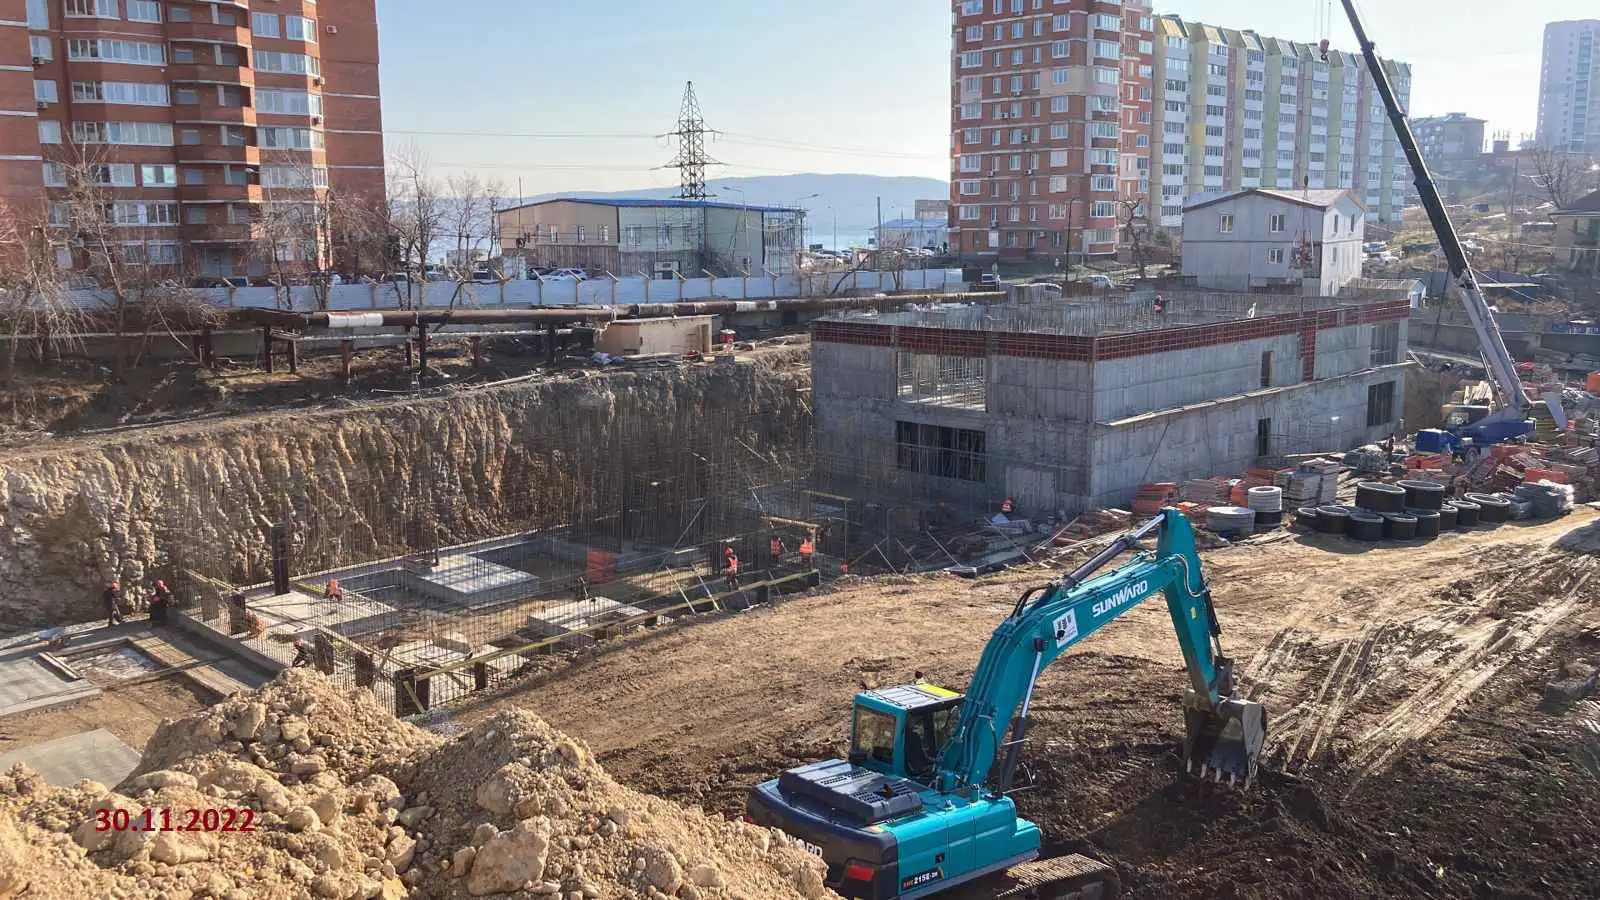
747, 509, 1268, 899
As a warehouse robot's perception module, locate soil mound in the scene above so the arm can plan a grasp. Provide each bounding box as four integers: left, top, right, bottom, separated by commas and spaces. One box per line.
0, 669, 832, 900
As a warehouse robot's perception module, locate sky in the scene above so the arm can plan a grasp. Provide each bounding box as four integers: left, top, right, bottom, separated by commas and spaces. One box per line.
376, 0, 1592, 194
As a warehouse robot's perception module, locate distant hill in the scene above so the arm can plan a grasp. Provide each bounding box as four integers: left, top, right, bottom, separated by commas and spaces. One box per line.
521, 174, 949, 235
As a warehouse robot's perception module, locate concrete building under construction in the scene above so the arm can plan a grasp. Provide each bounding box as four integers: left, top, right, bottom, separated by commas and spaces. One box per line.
812, 292, 1410, 514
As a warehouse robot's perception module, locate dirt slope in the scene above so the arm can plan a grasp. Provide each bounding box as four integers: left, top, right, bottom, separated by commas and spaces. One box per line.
452, 511, 1600, 899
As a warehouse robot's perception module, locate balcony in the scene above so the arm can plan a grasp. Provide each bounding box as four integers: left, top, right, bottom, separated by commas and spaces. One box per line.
174, 103, 256, 127
167, 62, 253, 86
166, 21, 251, 45
184, 223, 256, 244
177, 143, 261, 165
179, 182, 264, 204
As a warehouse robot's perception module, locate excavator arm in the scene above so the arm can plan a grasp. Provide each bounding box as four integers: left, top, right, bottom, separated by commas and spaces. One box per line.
939, 508, 1267, 793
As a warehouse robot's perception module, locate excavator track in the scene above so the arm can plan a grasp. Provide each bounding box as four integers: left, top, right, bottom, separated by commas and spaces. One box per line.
961, 853, 1121, 900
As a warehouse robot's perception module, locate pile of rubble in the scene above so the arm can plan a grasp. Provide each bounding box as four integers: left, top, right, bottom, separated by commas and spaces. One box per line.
0, 669, 831, 900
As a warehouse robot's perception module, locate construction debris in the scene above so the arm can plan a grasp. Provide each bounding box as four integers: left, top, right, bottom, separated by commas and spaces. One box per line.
0, 670, 830, 900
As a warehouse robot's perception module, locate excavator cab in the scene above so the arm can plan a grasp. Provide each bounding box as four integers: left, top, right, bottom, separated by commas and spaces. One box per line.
849, 684, 964, 785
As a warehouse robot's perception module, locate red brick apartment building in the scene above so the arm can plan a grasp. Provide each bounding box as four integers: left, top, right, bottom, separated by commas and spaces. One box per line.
0, 0, 382, 278
950, 0, 1155, 263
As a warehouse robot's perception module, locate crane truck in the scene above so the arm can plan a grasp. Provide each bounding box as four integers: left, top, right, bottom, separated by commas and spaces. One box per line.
746, 509, 1268, 900
1335, 0, 1559, 461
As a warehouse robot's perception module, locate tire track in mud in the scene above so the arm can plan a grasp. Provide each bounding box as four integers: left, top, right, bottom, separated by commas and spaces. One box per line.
1341, 554, 1598, 789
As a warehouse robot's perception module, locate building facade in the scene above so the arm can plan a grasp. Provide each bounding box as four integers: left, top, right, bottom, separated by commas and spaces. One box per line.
496, 198, 805, 278
873, 218, 946, 251
1537, 19, 1599, 153
948, 0, 1155, 263
1413, 113, 1486, 180
1149, 17, 1411, 229
5, 0, 383, 277
1181, 188, 1366, 296
811, 293, 1408, 515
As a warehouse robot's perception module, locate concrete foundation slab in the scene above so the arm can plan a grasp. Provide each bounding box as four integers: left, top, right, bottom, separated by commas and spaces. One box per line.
0, 728, 141, 788
406, 553, 540, 610
70, 646, 162, 684
252, 590, 400, 639
524, 597, 650, 648
0, 656, 100, 717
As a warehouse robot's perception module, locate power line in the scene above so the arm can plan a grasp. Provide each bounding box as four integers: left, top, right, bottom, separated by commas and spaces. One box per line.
716, 131, 946, 161
660, 81, 721, 201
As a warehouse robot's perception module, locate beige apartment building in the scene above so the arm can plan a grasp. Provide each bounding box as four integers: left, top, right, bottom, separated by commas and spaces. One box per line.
1149, 16, 1411, 230
1, 0, 383, 278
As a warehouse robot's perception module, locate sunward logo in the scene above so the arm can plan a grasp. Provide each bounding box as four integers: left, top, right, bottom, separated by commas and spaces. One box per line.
1092, 580, 1148, 617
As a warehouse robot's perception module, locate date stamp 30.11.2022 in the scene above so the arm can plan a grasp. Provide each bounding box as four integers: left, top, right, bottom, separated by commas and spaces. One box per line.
95, 807, 257, 833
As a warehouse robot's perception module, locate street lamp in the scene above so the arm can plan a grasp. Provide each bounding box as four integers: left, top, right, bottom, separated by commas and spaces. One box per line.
794, 192, 819, 251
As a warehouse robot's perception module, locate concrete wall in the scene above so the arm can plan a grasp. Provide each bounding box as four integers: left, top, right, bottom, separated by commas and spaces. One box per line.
703, 206, 764, 274
1091, 334, 1303, 421
1088, 366, 1408, 508
496, 201, 619, 245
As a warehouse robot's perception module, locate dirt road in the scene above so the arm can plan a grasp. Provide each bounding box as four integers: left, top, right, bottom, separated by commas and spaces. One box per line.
455, 511, 1600, 898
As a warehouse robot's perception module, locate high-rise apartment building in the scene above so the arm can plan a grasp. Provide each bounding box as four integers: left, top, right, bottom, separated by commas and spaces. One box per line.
2, 0, 382, 277
1537, 19, 1599, 153
948, 0, 1154, 262
1149, 17, 1411, 229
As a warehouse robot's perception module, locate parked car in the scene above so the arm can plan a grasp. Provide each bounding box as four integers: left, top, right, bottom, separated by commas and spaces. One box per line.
470, 269, 499, 284
1085, 274, 1115, 290
977, 272, 1001, 287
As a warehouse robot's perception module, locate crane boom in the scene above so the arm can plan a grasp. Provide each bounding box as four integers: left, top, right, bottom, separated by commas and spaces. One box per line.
1338, 0, 1530, 425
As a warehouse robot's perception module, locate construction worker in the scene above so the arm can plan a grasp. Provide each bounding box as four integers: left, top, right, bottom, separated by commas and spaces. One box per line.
723, 545, 740, 590
149, 579, 172, 626
1154, 293, 1166, 315
323, 579, 344, 602
291, 639, 313, 668
1383, 433, 1397, 459
1000, 497, 1016, 517
799, 533, 815, 566
103, 582, 125, 628
770, 535, 785, 565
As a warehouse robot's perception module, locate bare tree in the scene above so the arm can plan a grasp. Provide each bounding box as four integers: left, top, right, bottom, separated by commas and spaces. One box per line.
252, 151, 335, 310
53, 149, 205, 373
0, 200, 89, 374
1116, 192, 1154, 280
1526, 147, 1600, 211
331, 191, 393, 283
384, 147, 445, 308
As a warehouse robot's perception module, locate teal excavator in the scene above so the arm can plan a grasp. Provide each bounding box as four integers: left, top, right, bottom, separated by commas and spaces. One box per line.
747, 509, 1268, 899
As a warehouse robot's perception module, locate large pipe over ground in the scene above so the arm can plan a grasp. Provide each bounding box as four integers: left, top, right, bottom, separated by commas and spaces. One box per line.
231, 291, 1006, 330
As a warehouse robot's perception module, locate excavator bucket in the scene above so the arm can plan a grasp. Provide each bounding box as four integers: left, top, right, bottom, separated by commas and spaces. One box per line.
1182, 694, 1267, 788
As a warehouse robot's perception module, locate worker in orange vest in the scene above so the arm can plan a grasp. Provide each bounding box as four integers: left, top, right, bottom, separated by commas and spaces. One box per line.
769, 535, 785, 565
1000, 497, 1015, 516
722, 546, 740, 590
323, 578, 344, 601
799, 534, 815, 566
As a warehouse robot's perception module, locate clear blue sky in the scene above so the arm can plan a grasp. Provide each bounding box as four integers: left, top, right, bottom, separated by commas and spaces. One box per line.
377, 0, 1591, 194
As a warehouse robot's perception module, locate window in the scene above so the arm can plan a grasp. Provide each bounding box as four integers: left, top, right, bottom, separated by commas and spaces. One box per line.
38, 120, 61, 144
171, 45, 195, 63
1093, 13, 1118, 30
64, 0, 117, 19
1088, 148, 1116, 166
1205, 104, 1225, 117
254, 51, 320, 76
141, 164, 176, 186
260, 127, 325, 151
960, 51, 982, 69
1046, 175, 1068, 192
1370, 322, 1400, 367
109, 201, 178, 226
29, 36, 52, 61
1165, 100, 1185, 113
895, 421, 987, 483
33, 80, 57, 103
87, 163, 137, 187
257, 89, 323, 116
251, 11, 280, 36
1268, 248, 1285, 265
1136, 134, 1149, 148
958, 204, 979, 221
182, 168, 204, 185
1052, 13, 1069, 31
126, 0, 160, 22
1091, 200, 1114, 218
285, 15, 316, 42
1049, 149, 1067, 166
41, 161, 65, 187
959, 154, 981, 173
174, 88, 199, 105
1093, 67, 1119, 85
1269, 213, 1285, 232
67, 39, 165, 65
1094, 40, 1119, 59
1366, 381, 1396, 427
960, 102, 981, 120
71, 121, 174, 146
73, 81, 169, 106
1219, 213, 1234, 233
25, 0, 47, 28
179, 128, 200, 145
1090, 174, 1115, 191
1089, 121, 1117, 139
1049, 123, 1068, 139
1260, 351, 1274, 388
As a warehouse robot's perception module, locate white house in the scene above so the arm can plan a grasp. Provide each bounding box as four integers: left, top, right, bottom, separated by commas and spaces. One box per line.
1181, 189, 1367, 296
872, 218, 947, 251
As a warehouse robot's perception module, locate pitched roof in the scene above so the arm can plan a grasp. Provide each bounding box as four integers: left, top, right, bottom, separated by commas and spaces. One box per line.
1558, 189, 1600, 215
1184, 188, 1362, 214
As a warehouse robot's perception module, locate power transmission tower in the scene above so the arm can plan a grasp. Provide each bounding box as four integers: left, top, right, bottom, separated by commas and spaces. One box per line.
662, 81, 721, 200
